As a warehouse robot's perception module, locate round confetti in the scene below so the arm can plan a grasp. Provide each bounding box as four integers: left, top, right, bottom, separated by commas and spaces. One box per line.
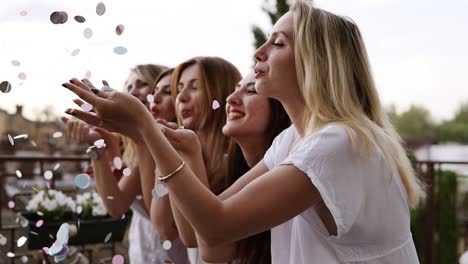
7, 134, 14, 145
113, 157, 122, 170
212, 100, 220, 110
71, 48, 80, 57
74, 15, 86, 23
94, 139, 106, 148
75, 174, 90, 189
50, 11, 68, 24
76, 206, 83, 214
116, 24, 125, 36
85, 70, 92, 79
96, 2, 106, 16
19, 10, 28, 17
83, 27, 93, 39
44, 170, 53, 180
18, 72, 27, 80
37, 211, 44, 216
8, 200, 15, 209
162, 240, 172, 250
16, 170, 22, 178
11, 60, 21, 66
101, 86, 116, 92
20, 256, 29, 263
53, 132, 63, 138
0, 234, 7, 245
1, 81, 12, 93
113, 46, 128, 55
104, 232, 112, 243
136, 195, 142, 200
112, 255, 125, 264
20, 218, 28, 227
57, 223, 70, 244
81, 103, 93, 112
153, 183, 168, 197
123, 168, 131, 176
36, 220, 44, 228
7, 252, 15, 258
17, 236, 27, 247
146, 94, 154, 103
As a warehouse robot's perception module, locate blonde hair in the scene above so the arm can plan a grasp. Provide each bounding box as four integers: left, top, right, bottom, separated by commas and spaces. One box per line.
172, 57, 241, 192
292, 1, 425, 207
122, 64, 168, 167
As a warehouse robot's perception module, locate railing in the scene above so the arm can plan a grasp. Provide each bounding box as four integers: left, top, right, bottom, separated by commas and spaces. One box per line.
415, 160, 468, 264
0, 154, 120, 264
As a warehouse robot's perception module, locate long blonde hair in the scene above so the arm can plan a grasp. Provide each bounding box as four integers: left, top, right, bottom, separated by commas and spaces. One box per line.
122, 64, 168, 167
292, 1, 424, 208
172, 57, 241, 192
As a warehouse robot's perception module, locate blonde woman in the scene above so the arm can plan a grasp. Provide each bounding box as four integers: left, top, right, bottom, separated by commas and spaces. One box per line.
62, 1, 424, 263
63, 64, 188, 263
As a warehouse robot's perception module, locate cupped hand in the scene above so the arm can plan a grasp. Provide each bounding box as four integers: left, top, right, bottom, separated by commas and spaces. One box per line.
159, 125, 201, 156
62, 78, 152, 143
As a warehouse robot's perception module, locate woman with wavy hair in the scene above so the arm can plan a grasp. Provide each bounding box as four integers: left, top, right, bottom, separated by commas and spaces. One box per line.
62, 1, 424, 263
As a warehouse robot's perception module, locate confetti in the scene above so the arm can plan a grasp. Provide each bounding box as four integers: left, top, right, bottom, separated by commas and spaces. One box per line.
162, 240, 172, 250
136, 195, 142, 200
44, 170, 53, 180
94, 139, 106, 148
116, 24, 125, 36
7, 252, 15, 258
0, 81, 12, 93
11, 60, 21, 66
123, 168, 131, 176
53, 132, 63, 138
48, 241, 64, 255
81, 103, 93, 112
31, 140, 37, 147
83, 27, 93, 39
54, 163, 60, 171
30, 231, 39, 235
8, 200, 15, 209
71, 48, 80, 57
50, 11, 68, 24
14, 134, 28, 139
19, 10, 28, 17
36, 220, 44, 228
104, 232, 112, 243
18, 72, 27, 80
107, 196, 114, 200
7, 134, 14, 145
153, 183, 168, 197
20, 256, 29, 263
112, 255, 125, 264
113, 157, 122, 170
96, 2, 106, 16
56, 223, 70, 244
101, 86, 116, 92
85, 70, 92, 79
75, 174, 90, 189
17, 236, 27, 247
146, 94, 154, 103
74, 16, 86, 23
212, 100, 220, 110
0, 234, 7, 245
16, 170, 22, 178
37, 211, 44, 216
76, 205, 83, 214
20, 218, 29, 227
113, 46, 128, 55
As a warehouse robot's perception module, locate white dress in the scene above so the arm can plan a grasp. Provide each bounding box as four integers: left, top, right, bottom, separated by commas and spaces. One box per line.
129, 201, 189, 263
263, 125, 420, 264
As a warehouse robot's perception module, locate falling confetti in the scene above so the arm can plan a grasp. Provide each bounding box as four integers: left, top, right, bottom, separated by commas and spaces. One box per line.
31, 140, 37, 147
8, 134, 14, 145
136, 195, 142, 200
107, 196, 114, 200
94, 139, 106, 148
18, 72, 27, 80
53, 132, 63, 138
11, 60, 21, 66
44, 170, 53, 180
1, 81, 12, 93
153, 183, 168, 197
104, 232, 112, 243
113, 46, 128, 55
112, 255, 125, 264
20, 218, 29, 227
146, 94, 154, 103
74, 16, 86, 23
7, 252, 15, 258
50, 11, 68, 24
83, 27, 93, 39
54, 163, 61, 171
162, 240, 172, 250
56, 224, 70, 244
8, 200, 15, 209
16, 170, 22, 178
75, 174, 90, 189
212, 100, 220, 110
71, 48, 80, 57
30, 231, 39, 236
37, 211, 44, 216
81, 103, 93, 112
85, 70, 92, 79
76, 206, 83, 214
0, 234, 7, 245
113, 157, 122, 170
19, 10, 28, 17
123, 168, 131, 176
36, 220, 44, 228
101, 86, 116, 92
20, 256, 29, 263
17, 236, 27, 247
116, 24, 125, 36
96, 2, 106, 16
14, 134, 28, 139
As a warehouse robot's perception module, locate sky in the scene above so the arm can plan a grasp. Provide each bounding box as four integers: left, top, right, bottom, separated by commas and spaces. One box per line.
0, 0, 467, 122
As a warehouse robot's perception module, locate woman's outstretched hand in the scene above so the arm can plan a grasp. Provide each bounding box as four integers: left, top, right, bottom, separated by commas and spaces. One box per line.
159, 125, 201, 157
62, 78, 152, 143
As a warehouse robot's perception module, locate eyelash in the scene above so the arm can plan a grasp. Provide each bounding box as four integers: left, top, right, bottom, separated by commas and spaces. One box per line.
247, 89, 257, 94
272, 42, 284, 47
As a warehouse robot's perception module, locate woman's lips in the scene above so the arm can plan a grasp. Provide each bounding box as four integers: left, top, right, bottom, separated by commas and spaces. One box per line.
151, 106, 159, 118
180, 109, 192, 118
227, 109, 245, 121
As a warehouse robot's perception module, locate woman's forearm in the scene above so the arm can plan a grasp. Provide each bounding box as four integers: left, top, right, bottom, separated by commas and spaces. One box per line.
135, 144, 156, 213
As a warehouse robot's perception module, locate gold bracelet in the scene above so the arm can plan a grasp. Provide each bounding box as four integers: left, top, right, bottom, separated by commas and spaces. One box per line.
158, 161, 185, 183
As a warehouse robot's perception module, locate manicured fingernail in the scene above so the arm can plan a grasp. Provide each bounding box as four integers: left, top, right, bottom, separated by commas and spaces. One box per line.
69, 79, 75, 84
91, 88, 99, 94
61, 83, 68, 88
65, 109, 75, 116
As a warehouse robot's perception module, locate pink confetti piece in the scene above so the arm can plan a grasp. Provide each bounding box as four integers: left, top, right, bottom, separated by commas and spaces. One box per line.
18, 72, 27, 80
53, 132, 62, 138
8, 200, 15, 209
81, 103, 93, 112
36, 220, 44, 228
112, 255, 125, 264
212, 100, 220, 110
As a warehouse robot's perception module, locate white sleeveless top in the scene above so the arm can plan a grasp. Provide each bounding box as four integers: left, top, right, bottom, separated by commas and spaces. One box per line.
263, 125, 420, 264
129, 201, 189, 263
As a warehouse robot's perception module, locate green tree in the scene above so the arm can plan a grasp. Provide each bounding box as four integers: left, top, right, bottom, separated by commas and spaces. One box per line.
389, 105, 435, 140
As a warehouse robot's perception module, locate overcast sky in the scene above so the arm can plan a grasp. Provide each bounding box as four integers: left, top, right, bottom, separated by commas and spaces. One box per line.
0, 0, 467, 122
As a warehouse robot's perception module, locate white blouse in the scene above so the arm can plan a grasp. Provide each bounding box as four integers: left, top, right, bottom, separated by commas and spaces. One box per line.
264, 125, 419, 264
